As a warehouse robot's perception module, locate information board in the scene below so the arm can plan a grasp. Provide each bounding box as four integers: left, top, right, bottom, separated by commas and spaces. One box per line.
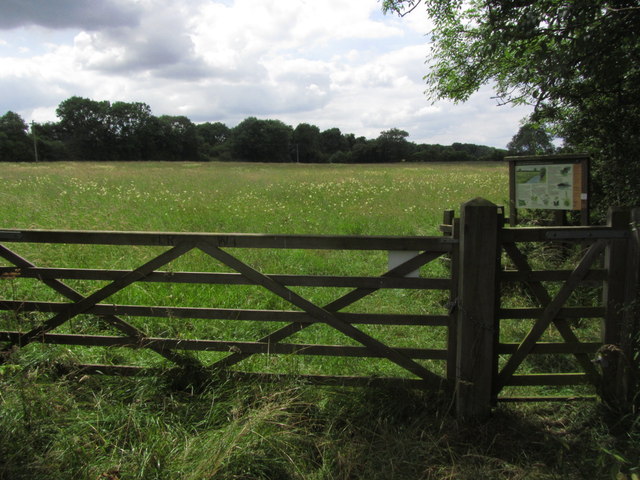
515, 163, 582, 210
506, 154, 590, 225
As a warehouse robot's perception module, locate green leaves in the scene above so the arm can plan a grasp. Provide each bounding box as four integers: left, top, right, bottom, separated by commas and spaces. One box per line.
0, 111, 33, 162
389, 0, 640, 211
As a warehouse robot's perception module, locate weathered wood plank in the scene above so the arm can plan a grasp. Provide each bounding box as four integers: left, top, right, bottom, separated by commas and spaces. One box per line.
501, 269, 607, 282
0, 331, 448, 359
0, 229, 456, 251
499, 307, 606, 319
0, 300, 450, 326
497, 342, 601, 354
446, 217, 460, 383
602, 208, 630, 344
619, 207, 640, 406
600, 208, 632, 407
507, 373, 591, 386
502, 227, 627, 243
0, 267, 450, 290
456, 198, 500, 420
209, 250, 448, 371
501, 242, 601, 385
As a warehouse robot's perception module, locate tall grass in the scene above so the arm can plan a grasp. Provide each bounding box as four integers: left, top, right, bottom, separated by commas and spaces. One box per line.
1, 161, 637, 479
0, 161, 507, 234
1, 363, 636, 479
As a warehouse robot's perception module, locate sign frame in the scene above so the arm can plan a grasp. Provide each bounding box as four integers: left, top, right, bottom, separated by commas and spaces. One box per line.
506, 153, 590, 226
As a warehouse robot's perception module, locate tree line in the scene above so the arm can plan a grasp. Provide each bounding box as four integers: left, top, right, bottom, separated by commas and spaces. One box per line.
0, 96, 506, 163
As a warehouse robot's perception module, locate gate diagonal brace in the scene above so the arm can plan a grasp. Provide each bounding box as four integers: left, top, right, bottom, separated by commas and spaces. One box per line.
0, 242, 199, 368
197, 242, 446, 388
502, 242, 600, 384
211, 249, 445, 371
496, 240, 606, 390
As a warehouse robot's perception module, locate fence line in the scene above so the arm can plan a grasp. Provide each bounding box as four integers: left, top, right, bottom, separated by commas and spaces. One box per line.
1, 199, 638, 419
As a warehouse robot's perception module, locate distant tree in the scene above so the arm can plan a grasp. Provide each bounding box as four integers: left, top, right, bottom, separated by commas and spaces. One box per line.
11, 95, 511, 165
507, 124, 556, 155
319, 128, 348, 157
327, 150, 352, 164
292, 123, 323, 163
350, 138, 380, 163
198, 122, 230, 145
230, 117, 293, 162
152, 115, 199, 161
0, 111, 33, 162
343, 133, 359, 150
409, 144, 443, 162
31, 121, 67, 161
54, 96, 205, 161
409, 143, 505, 162
108, 101, 154, 160
197, 122, 230, 159
56, 96, 111, 160
377, 128, 412, 162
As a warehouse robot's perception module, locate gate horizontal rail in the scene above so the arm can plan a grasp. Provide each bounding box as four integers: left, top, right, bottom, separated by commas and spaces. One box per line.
0, 229, 456, 250
0, 331, 449, 360
0, 267, 450, 289
1, 300, 450, 326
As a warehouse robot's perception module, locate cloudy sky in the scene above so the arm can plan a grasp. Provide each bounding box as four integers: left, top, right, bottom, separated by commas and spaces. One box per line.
0, 0, 532, 147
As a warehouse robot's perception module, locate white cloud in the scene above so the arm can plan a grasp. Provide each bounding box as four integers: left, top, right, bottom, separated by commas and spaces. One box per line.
0, 0, 529, 148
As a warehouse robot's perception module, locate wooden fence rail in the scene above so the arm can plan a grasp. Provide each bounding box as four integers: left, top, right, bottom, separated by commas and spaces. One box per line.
1, 199, 638, 420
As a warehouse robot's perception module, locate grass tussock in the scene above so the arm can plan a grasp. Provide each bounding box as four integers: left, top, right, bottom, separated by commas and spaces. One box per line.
0, 359, 638, 479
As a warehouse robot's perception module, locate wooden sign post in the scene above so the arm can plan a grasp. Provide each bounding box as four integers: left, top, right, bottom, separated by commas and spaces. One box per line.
506, 153, 590, 226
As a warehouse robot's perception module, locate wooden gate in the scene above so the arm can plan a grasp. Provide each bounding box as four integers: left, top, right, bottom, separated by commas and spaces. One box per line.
450, 199, 639, 418
0, 229, 456, 390
1, 199, 638, 420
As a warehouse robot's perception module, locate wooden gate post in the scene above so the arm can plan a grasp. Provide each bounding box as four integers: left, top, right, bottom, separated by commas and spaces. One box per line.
601, 208, 631, 407
456, 198, 501, 420
623, 207, 640, 406
602, 207, 640, 408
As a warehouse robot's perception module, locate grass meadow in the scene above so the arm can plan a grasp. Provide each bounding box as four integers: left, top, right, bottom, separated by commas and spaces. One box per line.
0, 161, 637, 479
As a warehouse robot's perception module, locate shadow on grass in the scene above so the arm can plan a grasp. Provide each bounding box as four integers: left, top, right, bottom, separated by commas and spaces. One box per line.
0, 361, 636, 480
304, 384, 635, 480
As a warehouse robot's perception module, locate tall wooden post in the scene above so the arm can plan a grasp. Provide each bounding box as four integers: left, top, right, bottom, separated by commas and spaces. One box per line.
621, 208, 640, 406
456, 198, 501, 420
601, 207, 632, 407
508, 159, 517, 226
447, 215, 461, 384
603, 208, 630, 344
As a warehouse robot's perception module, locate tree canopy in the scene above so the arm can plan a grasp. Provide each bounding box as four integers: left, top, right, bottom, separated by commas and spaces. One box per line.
0, 111, 32, 162
383, 0, 640, 211
507, 123, 556, 156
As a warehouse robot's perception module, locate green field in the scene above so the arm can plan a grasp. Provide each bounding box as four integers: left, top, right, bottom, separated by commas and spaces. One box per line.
0, 161, 508, 234
0, 161, 509, 377
0, 162, 636, 479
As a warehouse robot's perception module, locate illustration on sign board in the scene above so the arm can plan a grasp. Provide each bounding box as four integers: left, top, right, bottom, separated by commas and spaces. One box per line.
515, 164, 575, 210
